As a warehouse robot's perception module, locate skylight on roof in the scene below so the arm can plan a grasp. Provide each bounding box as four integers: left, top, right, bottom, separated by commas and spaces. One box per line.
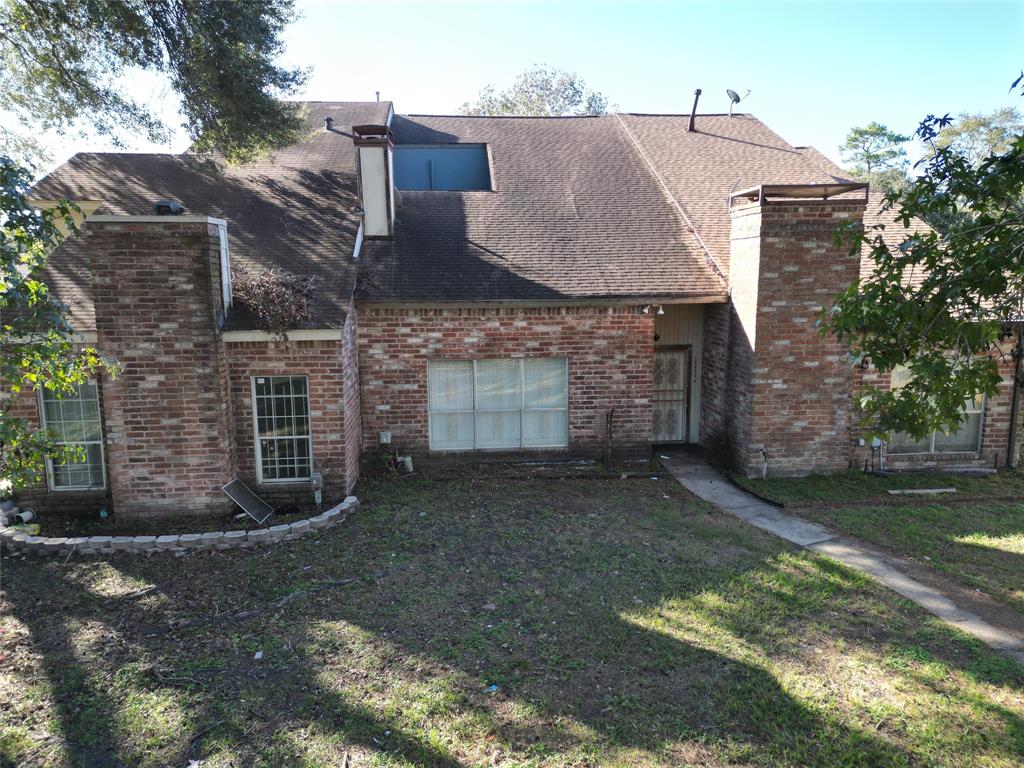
393, 144, 491, 191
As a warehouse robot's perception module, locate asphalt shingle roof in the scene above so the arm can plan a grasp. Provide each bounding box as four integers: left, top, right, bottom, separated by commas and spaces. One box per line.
32, 104, 906, 329
616, 114, 844, 272
359, 114, 725, 303
31, 102, 392, 330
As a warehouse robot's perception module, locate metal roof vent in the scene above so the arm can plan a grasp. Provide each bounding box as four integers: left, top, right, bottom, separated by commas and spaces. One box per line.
154, 199, 185, 216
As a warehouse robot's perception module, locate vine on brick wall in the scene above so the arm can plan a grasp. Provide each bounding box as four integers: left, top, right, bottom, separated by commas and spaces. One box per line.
232, 268, 317, 339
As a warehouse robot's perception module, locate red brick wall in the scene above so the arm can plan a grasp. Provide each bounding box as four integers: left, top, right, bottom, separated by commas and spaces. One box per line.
358, 305, 654, 460
697, 302, 732, 460
341, 309, 362, 490
225, 335, 357, 506
727, 199, 866, 476
86, 219, 237, 517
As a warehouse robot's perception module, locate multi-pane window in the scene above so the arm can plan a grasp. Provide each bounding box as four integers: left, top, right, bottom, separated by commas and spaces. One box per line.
428, 358, 568, 450
39, 382, 105, 490
887, 366, 985, 454
252, 376, 312, 481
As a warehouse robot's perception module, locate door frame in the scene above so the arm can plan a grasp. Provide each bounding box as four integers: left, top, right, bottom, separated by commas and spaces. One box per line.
652, 344, 692, 444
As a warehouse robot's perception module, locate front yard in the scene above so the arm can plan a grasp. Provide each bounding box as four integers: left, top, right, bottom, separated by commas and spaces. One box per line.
737, 470, 1024, 614
2, 472, 1022, 767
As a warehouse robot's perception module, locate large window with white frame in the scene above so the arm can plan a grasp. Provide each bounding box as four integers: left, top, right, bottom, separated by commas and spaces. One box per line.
252, 375, 312, 481
887, 366, 986, 454
428, 358, 568, 451
39, 382, 105, 490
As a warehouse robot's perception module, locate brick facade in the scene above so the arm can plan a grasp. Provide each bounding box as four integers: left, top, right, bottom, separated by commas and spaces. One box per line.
224, 328, 359, 507
12, 219, 361, 520
87, 218, 237, 517
357, 305, 654, 461
721, 198, 866, 476
12, 203, 1023, 520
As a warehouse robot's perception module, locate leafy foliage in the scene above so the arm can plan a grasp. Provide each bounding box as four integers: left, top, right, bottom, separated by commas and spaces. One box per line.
839, 122, 911, 194
823, 94, 1024, 443
935, 107, 1024, 168
461, 64, 609, 117
0, 0, 307, 164
1, 157, 117, 490
232, 268, 316, 339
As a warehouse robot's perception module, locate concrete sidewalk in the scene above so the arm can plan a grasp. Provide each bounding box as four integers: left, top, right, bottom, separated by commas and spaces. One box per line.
659, 451, 1024, 664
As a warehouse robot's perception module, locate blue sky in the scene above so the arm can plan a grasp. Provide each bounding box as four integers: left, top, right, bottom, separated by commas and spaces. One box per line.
21, 0, 1024, 171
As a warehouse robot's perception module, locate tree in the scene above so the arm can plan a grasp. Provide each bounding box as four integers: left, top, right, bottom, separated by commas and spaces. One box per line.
461, 65, 609, 117
935, 107, 1024, 168
0, 0, 307, 164
1, 157, 117, 490
823, 83, 1024, 449
839, 122, 911, 193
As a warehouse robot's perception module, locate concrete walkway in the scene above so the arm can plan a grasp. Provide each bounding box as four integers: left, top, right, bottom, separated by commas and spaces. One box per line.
659, 451, 1024, 664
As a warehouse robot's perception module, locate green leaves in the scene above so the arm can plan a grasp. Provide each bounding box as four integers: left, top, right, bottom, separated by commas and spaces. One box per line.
1, 156, 118, 490
823, 90, 1024, 443
461, 65, 610, 117
839, 122, 911, 192
0, 0, 305, 165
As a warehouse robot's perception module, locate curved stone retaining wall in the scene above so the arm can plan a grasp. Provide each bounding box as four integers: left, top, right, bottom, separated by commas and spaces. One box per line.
0, 497, 358, 557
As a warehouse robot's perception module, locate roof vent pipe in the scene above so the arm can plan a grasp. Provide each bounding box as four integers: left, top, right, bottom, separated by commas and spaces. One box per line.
688, 89, 702, 132
154, 199, 184, 215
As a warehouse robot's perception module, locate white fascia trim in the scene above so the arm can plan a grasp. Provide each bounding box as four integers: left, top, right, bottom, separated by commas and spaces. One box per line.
222, 329, 343, 343
385, 103, 395, 126
88, 215, 227, 225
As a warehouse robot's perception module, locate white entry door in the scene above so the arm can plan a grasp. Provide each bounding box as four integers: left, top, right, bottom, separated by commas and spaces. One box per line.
653, 348, 689, 442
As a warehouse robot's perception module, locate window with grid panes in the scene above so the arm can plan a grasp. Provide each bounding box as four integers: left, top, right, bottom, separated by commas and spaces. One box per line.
252, 376, 312, 481
39, 382, 105, 490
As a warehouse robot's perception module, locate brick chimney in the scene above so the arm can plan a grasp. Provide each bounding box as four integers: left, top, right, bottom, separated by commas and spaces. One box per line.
725, 187, 866, 476
85, 216, 237, 517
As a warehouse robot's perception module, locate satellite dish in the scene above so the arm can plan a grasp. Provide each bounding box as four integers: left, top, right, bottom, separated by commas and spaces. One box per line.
726, 88, 750, 116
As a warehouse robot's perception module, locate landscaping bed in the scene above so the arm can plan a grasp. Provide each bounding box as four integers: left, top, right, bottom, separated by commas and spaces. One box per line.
2, 472, 1022, 767
20, 504, 316, 538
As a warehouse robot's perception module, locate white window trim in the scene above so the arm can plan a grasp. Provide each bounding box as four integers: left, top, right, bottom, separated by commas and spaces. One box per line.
250, 375, 314, 484
427, 358, 569, 451
38, 383, 106, 492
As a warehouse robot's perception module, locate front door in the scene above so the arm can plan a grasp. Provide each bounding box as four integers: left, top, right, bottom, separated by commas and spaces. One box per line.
653, 348, 689, 442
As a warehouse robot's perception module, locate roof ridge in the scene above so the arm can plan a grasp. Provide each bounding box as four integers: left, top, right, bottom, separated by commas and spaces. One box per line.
612, 113, 728, 287
622, 112, 751, 117
401, 113, 610, 119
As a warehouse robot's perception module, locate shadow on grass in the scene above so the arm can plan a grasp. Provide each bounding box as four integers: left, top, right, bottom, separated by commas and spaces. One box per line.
3, 477, 1021, 767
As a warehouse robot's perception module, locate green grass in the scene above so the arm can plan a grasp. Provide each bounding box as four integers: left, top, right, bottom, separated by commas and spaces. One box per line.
796, 500, 1024, 613
733, 469, 1024, 506
2, 473, 1023, 767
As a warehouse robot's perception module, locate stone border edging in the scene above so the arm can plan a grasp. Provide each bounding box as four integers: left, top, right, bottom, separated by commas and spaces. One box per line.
0, 497, 358, 557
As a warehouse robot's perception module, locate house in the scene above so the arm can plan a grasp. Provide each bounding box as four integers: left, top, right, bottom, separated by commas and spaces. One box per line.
16, 101, 1023, 518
